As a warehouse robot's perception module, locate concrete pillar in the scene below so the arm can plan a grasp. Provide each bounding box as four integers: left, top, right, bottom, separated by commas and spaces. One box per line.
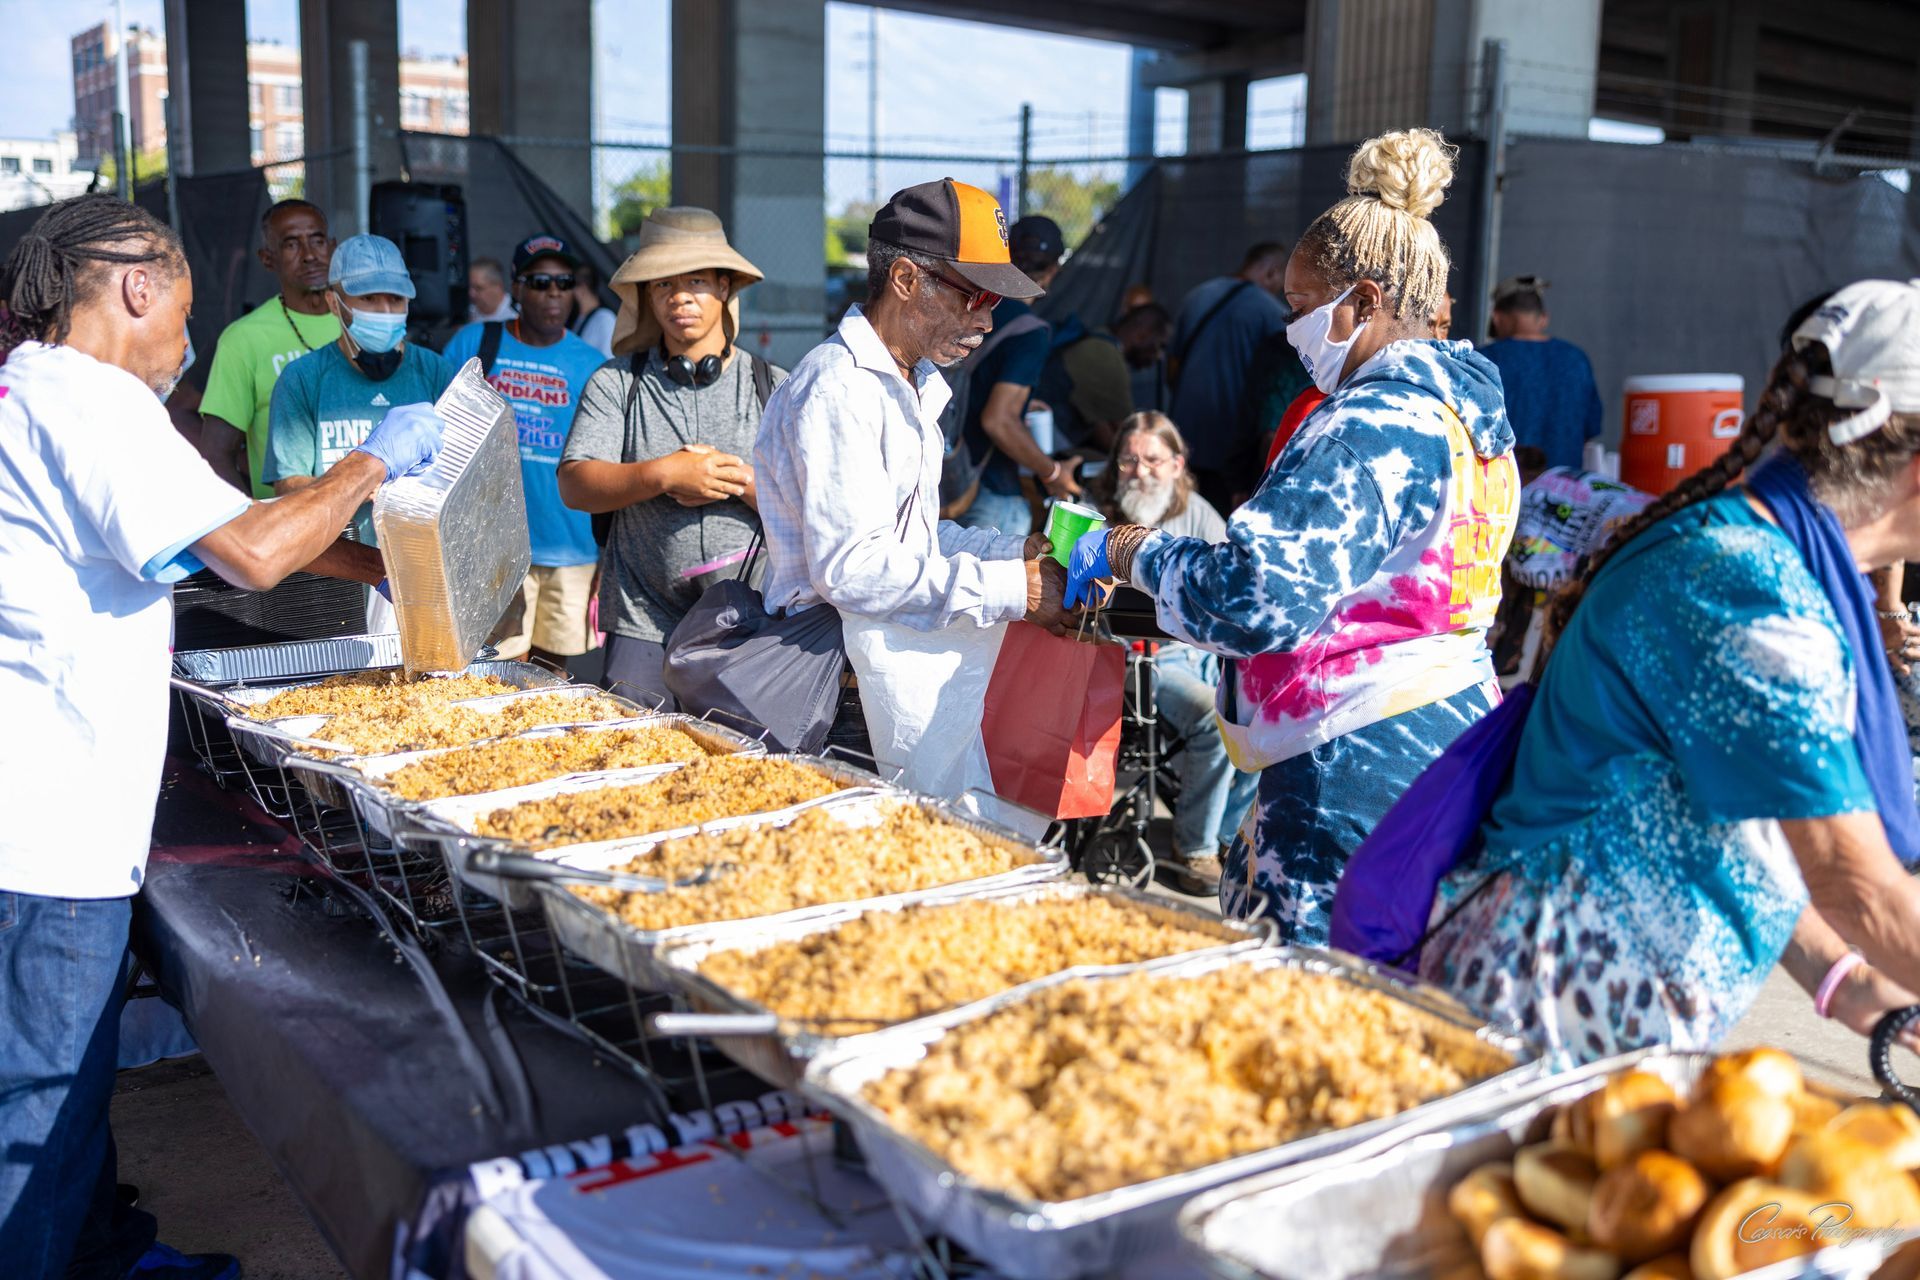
1125, 46, 1156, 187
467, 0, 593, 218
163, 0, 252, 175
1185, 74, 1249, 153
671, 0, 825, 367
299, 0, 402, 234
1306, 0, 1598, 143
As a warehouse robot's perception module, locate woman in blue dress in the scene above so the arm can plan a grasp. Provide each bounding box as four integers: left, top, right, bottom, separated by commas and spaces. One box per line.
1422, 279, 1920, 1063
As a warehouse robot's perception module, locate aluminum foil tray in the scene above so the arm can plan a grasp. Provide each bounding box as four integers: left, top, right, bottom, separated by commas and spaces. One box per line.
373, 358, 531, 675
172, 633, 405, 685
653, 880, 1274, 1090
533, 791, 1068, 991
286, 714, 768, 844
1176, 1049, 1897, 1280
801, 948, 1541, 1280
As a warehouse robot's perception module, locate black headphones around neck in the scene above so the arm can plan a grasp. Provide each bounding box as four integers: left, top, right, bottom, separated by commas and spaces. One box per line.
661, 345, 731, 387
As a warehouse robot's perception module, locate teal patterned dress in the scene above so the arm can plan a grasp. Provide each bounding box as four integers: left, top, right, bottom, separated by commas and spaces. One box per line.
1420, 490, 1875, 1064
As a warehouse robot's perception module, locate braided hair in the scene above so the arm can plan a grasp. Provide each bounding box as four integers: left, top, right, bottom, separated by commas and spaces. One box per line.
1535, 343, 1920, 672
1295, 129, 1456, 324
0, 195, 184, 358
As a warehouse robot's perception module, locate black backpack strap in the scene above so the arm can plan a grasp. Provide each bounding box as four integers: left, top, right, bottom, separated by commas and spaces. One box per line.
478, 321, 505, 376
590, 352, 649, 548
749, 353, 774, 410
1172, 280, 1252, 368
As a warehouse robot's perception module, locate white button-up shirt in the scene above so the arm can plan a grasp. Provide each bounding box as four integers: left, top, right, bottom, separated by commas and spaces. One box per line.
755, 307, 1028, 630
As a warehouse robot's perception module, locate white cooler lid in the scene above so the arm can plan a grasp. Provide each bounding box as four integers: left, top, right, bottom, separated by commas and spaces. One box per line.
1623, 373, 1744, 393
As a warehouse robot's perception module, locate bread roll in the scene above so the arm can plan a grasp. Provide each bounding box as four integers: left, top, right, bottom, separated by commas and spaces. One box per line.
1701, 1049, 1802, 1102
1481, 1217, 1622, 1280
1872, 1237, 1920, 1280
1550, 1096, 1595, 1157
1690, 1179, 1823, 1280
1668, 1077, 1794, 1181
1515, 1142, 1602, 1236
1433, 1261, 1490, 1280
1827, 1101, 1920, 1170
1776, 1129, 1920, 1229
1620, 1255, 1691, 1280
1788, 1090, 1842, 1135
1450, 1162, 1526, 1247
1593, 1072, 1678, 1171
1588, 1151, 1709, 1263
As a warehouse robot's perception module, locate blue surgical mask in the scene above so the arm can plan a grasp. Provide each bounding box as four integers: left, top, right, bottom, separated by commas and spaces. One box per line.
156, 326, 194, 402
346, 307, 408, 354
1286, 285, 1365, 394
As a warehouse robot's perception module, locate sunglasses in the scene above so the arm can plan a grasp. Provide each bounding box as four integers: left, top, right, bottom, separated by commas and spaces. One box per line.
920, 265, 1000, 313
518, 273, 577, 292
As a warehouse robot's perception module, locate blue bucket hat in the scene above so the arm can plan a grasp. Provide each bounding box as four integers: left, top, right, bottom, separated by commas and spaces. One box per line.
328, 234, 416, 300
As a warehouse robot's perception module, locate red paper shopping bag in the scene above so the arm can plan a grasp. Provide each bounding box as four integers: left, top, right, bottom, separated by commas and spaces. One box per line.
981, 622, 1125, 820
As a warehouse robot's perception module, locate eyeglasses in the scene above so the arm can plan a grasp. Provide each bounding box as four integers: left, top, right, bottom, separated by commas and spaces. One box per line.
1117, 453, 1177, 473
919, 265, 1000, 313
518, 273, 577, 292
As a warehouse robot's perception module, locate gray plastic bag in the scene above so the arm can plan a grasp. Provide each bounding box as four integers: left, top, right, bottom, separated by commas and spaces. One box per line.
661, 576, 845, 754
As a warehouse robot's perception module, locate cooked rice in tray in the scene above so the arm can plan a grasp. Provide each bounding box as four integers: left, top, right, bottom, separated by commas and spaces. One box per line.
378, 725, 714, 800
697, 893, 1234, 1035
863, 964, 1513, 1203
569, 802, 1023, 931
247, 670, 513, 719
474, 755, 846, 848
311, 691, 630, 756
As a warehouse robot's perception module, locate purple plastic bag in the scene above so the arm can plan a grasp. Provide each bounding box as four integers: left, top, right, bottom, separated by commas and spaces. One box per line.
1329, 683, 1534, 972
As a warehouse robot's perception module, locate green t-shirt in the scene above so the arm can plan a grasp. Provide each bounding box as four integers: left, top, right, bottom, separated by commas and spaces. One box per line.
200, 299, 341, 499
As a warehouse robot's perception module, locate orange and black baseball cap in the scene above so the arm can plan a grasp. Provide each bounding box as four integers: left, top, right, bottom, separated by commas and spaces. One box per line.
868, 178, 1044, 300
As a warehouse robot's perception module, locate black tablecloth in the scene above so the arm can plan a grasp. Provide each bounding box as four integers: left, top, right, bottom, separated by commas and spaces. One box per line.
134, 761, 772, 1280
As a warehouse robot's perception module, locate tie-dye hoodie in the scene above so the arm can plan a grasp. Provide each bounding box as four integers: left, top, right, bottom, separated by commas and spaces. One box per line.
1132, 338, 1519, 771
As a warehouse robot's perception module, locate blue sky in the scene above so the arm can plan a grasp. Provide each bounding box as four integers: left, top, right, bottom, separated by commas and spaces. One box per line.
1, 0, 1303, 207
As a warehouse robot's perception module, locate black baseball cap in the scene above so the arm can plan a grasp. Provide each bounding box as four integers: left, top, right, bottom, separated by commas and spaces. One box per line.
512, 233, 582, 275
868, 178, 1043, 300
1008, 215, 1064, 264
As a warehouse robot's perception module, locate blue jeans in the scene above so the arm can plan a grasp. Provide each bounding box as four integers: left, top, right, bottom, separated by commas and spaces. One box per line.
0, 892, 155, 1280
1154, 645, 1257, 857
953, 487, 1033, 537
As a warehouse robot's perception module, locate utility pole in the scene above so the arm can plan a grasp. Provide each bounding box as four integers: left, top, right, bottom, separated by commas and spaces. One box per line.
113, 0, 132, 199
1017, 102, 1032, 218
867, 7, 880, 204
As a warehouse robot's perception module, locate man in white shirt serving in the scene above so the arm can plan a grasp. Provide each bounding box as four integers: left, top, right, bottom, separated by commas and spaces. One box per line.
756, 178, 1070, 797
0, 195, 443, 1280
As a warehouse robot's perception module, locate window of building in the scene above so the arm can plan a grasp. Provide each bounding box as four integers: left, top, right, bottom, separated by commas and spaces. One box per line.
32, 157, 53, 174
0, 157, 19, 174
276, 84, 299, 111
445, 93, 468, 132
401, 92, 432, 127
250, 82, 262, 111
274, 123, 301, 158
249, 126, 264, 156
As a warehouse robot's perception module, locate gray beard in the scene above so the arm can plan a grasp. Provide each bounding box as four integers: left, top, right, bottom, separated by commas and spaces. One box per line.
1117, 481, 1175, 527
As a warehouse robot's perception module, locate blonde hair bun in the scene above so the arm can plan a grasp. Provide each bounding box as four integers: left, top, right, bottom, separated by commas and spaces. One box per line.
1346, 128, 1456, 220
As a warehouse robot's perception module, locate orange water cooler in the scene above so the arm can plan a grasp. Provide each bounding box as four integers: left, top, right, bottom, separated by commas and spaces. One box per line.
1619, 374, 1745, 495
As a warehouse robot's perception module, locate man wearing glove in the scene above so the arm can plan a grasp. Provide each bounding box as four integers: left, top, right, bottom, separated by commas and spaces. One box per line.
265, 233, 454, 631
755, 179, 1072, 797
0, 196, 442, 1280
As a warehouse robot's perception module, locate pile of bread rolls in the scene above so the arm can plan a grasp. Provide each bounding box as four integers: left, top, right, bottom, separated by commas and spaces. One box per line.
1446, 1049, 1920, 1280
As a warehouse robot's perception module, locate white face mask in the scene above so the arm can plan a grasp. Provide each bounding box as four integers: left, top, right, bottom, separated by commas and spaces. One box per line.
1286, 285, 1364, 394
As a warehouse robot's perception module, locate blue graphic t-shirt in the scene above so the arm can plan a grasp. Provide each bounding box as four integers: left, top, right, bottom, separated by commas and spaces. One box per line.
264, 343, 454, 544
443, 323, 607, 567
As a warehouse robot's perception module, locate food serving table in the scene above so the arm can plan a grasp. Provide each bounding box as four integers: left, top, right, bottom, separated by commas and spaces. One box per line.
133, 757, 782, 1280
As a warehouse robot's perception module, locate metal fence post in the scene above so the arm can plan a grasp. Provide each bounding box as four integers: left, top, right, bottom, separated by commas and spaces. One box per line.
1017, 103, 1032, 218
1471, 38, 1509, 347
350, 39, 372, 238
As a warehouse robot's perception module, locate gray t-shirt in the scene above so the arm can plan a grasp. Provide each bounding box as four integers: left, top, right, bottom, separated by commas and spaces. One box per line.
1159, 492, 1228, 543
561, 350, 786, 642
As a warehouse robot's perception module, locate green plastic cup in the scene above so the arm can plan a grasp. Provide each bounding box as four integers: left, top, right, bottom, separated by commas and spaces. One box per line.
1046, 500, 1108, 568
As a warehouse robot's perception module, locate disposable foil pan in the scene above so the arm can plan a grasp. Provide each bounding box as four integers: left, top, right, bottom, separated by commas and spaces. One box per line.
284, 714, 768, 844
412, 754, 897, 906
172, 633, 406, 685
373, 358, 531, 675
532, 791, 1068, 990
652, 879, 1275, 1090
1177, 1049, 1899, 1280
802, 948, 1541, 1280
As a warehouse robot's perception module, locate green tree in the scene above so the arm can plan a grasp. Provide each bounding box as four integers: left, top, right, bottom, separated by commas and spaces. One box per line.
1024, 167, 1121, 252
606, 159, 671, 242
825, 201, 877, 268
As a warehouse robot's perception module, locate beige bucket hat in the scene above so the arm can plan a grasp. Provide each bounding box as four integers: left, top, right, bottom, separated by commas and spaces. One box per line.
609, 206, 764, 357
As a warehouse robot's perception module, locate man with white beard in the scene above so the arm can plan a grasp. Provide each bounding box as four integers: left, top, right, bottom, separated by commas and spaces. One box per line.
1093, 411, 1256, 893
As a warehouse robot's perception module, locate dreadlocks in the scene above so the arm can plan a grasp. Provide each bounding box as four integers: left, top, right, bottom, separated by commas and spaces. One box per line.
0, 195, 184, 357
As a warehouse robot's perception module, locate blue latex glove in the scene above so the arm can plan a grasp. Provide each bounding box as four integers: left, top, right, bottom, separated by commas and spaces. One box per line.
374, 578, 392, 602
353, 402, 444, 482
1063, 529, 1113, 610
